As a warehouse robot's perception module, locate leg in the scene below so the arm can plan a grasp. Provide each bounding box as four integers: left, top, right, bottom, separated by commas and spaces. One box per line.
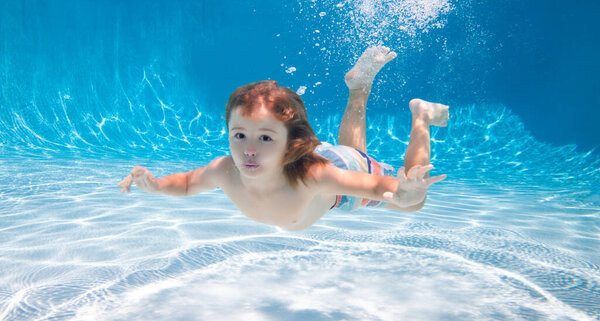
338, 89, 370, 153
383, 98, 449, 212
404, 98, 449, 174
338, 46, 396, 153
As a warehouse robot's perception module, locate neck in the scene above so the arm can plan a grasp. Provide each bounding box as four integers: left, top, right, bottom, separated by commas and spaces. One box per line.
239, 168, 289, 196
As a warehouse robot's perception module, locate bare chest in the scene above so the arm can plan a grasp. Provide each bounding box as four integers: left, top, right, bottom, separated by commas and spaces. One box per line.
220, 182, 333, 230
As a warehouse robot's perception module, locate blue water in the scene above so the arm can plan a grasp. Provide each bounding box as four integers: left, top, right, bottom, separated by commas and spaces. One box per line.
1, 1, 599, 320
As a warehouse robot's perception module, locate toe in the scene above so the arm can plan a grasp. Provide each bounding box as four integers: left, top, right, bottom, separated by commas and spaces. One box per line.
385, 52, 397, 62
365, 46, 378, 55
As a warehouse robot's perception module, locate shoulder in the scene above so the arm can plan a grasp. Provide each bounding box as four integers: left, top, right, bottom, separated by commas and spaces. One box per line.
193, 156, 236, 186
206, 155, 234, 170
206, 156, 235, 174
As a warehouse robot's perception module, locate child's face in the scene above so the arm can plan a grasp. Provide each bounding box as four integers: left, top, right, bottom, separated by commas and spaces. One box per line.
228, 106, 288, 178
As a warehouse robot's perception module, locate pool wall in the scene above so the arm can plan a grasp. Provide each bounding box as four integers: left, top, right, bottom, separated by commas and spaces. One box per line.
1, 0, 598, 153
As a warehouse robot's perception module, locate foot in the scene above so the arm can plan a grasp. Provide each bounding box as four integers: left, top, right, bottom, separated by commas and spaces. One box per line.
345, 46, 397, 91
409, 99, 450, 127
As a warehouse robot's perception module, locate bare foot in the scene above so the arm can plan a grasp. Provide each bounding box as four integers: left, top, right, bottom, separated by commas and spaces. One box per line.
345, 46, 397, 91
409, 99, 450, 127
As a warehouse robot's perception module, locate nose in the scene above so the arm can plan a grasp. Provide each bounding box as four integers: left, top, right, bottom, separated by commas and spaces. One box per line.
244, 144, 256, 157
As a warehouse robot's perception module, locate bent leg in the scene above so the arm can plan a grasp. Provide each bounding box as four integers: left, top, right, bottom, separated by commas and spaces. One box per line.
338, 89, 370, 153
338, 46, 396, 153
382, 99, 448, 212
404, 98, 449, 174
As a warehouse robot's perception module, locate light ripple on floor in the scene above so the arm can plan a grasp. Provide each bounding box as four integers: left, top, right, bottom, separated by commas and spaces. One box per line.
0, 157, 599, 320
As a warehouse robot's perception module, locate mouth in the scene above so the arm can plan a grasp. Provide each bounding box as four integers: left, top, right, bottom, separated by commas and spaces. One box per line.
243, 162, 260, 171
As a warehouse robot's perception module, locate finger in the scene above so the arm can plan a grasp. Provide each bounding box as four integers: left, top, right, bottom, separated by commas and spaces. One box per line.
396, 167, 407, 183
132, 166, 146, 176
426, 174, 447, 186
407, 165, 421, 180
118, 175, 132, 187
416, 164, 434, 178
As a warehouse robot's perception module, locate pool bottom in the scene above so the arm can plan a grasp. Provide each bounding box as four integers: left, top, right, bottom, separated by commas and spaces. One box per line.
0, 157, 599, 320
66, 241, 589, 321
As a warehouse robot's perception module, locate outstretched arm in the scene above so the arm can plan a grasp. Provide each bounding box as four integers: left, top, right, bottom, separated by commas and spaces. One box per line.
117, 156, 227, 196
317, 164, 446, 211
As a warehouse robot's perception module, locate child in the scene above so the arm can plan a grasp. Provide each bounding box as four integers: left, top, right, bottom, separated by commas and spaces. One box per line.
118, 46, 449, 231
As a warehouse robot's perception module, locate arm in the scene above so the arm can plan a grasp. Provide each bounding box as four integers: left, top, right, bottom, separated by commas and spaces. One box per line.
316, 164, 446, 210
117, 156, 228, 196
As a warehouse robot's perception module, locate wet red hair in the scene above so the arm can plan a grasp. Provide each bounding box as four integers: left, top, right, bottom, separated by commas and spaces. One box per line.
225, 80, 328, 187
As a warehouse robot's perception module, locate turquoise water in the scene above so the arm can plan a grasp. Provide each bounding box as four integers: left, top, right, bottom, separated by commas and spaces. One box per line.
1, 1, 599, 320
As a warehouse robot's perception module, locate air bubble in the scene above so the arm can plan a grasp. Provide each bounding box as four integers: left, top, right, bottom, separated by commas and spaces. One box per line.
296, 86, 307, 95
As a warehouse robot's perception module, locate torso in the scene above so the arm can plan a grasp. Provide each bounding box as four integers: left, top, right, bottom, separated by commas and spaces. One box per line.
215, 156, 335, 230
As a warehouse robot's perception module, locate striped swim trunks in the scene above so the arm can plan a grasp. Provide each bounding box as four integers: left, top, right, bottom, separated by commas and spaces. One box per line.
314, 142, 396, 212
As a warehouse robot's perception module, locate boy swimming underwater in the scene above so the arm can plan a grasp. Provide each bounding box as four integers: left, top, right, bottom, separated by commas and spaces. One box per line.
118, 46, 449, 231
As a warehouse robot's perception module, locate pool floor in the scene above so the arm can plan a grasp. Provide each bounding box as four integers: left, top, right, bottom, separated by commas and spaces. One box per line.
0, 156, 598, 320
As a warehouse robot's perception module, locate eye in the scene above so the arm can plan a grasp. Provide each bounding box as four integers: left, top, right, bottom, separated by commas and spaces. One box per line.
259, 135, 273, 142
234, 133, 246, 139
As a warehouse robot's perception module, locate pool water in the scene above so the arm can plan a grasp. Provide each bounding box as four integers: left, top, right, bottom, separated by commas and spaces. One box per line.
1, 0, 599, 320
2, 107, 599, 320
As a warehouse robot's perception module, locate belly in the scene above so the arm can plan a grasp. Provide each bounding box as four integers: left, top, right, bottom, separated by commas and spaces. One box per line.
222, 183, 335, 231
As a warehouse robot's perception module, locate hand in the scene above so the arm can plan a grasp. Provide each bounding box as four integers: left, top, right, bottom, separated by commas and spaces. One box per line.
117, 166, 158, 194
382, 165, 447, 208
